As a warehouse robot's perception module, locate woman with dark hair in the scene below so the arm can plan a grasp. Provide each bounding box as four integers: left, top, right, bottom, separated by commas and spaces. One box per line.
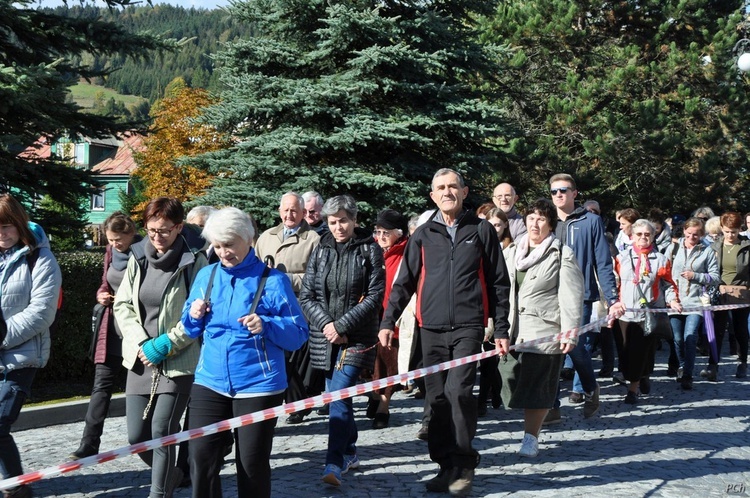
182, 207, 308, 498
615, 208, 641, 253
367, 209, 408, 429
114, 197, 207, 498
0, 194, 62, 498
70, 212, 142, 461
702, 211, 750, 380
499, 199, 583, 457
475, 202, 495, 219
299, 194, 385, 486
486, 207, 513, 249
612, 219, 681, 404
475, 207, 511, 417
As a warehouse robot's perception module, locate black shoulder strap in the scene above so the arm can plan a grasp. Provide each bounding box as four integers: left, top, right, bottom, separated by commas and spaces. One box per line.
26, 248, 40, 273
203, 264, 220, 305
669, 241, 679, 263
249, 265, 271, 315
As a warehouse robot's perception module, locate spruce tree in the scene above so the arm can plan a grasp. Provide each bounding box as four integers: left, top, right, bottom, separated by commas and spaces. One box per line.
1, 0, 167, 225
190, 0, 516, 228
481, 1, 750, 215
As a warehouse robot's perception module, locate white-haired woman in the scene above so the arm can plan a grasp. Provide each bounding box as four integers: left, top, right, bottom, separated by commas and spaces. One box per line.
612, 219, 681, 404
182, 207, 308, 498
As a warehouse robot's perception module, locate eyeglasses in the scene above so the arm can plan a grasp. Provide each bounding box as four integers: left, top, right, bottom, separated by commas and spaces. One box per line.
373, 230, 394, 238
633, 232, 652, 238
146, 225, 178, 238
550, 188, 570, 195
493, 194, 513, 200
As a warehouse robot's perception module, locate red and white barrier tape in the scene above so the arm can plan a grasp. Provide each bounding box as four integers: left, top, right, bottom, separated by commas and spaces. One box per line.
1, 302, 747, 491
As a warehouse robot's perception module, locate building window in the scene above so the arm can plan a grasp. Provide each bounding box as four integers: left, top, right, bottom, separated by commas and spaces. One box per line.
91, 190, 105, 211
75, 143, 86, 164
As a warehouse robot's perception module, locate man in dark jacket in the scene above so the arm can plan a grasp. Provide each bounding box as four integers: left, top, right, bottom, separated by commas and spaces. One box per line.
549, 173, 623, 422
380, 168, 511, 497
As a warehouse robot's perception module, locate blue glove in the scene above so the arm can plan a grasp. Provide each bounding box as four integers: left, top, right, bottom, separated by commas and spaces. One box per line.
141, 334, 173, 364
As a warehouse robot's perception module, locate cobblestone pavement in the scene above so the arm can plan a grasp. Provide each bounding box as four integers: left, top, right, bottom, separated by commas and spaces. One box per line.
10, 349, 750, 497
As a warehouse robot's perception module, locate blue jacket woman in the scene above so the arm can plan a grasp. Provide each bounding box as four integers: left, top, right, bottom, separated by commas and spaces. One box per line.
182, 252, 309, 396
181, 207, 308, 498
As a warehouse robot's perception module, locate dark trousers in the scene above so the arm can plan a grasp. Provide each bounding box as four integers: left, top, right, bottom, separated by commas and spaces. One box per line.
421, 326, 482, 470
478, 342, 501, 406
79, 355, 123, 450
0, 368, 36, 480
188, 385, 282, 498
126, 392, 190, 498
599, 326, 617, 372
711, 309, 750, 365
615, 321, 657, 382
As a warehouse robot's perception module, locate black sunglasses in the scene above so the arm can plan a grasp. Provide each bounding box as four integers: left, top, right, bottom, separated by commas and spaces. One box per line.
550, 187, 570, 195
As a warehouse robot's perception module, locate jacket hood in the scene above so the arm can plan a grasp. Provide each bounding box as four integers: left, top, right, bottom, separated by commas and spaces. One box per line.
28, 221, 51, 251
566, 205, 588, 220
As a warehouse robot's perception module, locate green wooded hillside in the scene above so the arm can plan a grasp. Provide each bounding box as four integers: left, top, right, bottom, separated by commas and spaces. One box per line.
46, 3, 256, 102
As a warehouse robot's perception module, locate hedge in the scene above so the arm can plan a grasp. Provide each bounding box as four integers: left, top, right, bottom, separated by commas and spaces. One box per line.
36, 249, 104, 384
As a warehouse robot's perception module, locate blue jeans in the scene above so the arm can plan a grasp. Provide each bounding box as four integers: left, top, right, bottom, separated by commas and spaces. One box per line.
324, 350, 361, 468
571, 301, 598, 395
0, 368, 37, 480
671, 314, 703, 378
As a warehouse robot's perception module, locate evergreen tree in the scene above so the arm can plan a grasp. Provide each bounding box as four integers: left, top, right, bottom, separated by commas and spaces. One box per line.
1, 0, 168, 224
481, 1, 750, 215
190, 0, 516, 228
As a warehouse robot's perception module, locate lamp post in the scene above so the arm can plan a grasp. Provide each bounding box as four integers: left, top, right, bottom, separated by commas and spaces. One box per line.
734, 38, 750, 71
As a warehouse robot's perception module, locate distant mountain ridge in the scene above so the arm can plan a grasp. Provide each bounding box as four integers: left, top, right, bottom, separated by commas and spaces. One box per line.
48, 3, 255, 102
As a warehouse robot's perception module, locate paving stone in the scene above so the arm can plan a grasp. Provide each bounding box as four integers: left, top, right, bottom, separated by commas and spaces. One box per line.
6, 349, 750, 497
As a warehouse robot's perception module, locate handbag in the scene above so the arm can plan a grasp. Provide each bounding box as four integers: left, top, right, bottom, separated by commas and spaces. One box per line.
630, 255, 673, 340
641, 305, 672, 340
88, 303, 108, 361
718, 284, 750, 305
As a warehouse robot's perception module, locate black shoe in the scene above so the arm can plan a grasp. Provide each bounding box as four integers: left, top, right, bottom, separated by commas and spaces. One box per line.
639, 377, 651, 395
372, 412, 390, 429
702, 365, 718, 382
417, 425, 429, 441
366, 398, 379, 419
737, 363, 748, 378
69, 443, 98, 461
413, 389, 425, 399
317, 404, 330, 416
680, 376, 693, 390
598, 367, 613, 378
491, 390, 501, 409
287, 412, 306, 424
560, 368, 574, 381
624, 391, 638, 404
477, 397, 488, 417
4, 485, 32, 498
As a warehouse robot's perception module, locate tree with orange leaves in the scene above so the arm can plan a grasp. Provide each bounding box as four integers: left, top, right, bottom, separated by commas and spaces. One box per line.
132, 78, 230, 214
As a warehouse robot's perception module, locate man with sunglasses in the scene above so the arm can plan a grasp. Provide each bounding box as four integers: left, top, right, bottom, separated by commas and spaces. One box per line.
548, 174, 622, 423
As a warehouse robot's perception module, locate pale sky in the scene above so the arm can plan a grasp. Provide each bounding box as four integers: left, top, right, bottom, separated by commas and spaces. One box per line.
34, 0, 230, 9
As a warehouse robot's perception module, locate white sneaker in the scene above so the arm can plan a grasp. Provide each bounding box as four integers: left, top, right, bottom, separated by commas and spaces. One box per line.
518, 433, 539, 458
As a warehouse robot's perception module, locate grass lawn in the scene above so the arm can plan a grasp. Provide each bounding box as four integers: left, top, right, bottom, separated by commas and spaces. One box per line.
69, 81, 147, 109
